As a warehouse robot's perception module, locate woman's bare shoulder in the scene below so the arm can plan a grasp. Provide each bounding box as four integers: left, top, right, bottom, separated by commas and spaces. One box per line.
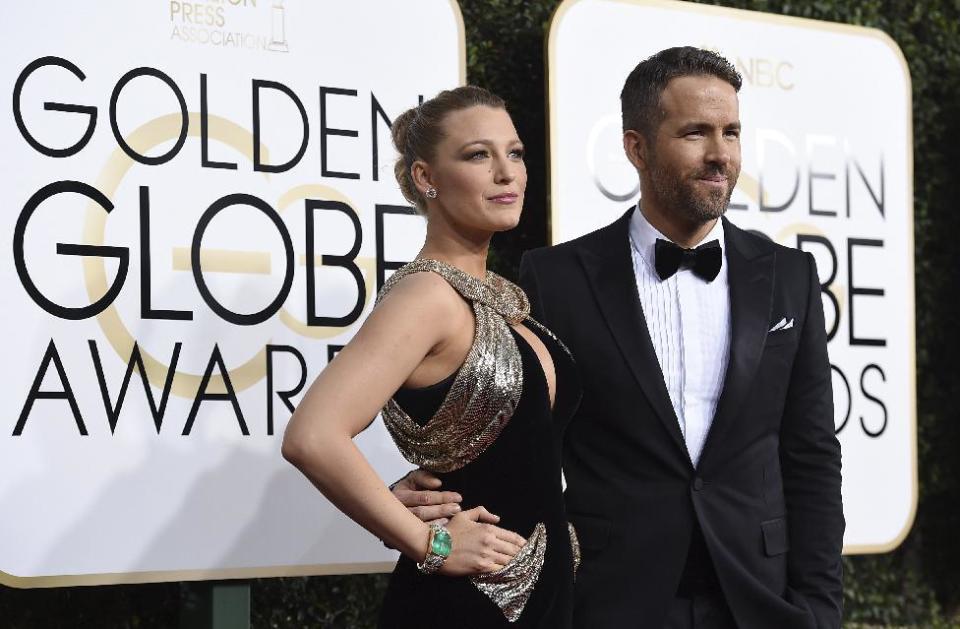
372, 271, 472, 331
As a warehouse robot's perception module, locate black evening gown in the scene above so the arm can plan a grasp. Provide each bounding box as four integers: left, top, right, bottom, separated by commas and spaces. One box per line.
378, 324, 581, 628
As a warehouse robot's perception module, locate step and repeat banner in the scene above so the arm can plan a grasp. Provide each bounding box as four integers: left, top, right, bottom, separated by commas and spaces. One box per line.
1, 0, 464, 586
548, 0, 915, 553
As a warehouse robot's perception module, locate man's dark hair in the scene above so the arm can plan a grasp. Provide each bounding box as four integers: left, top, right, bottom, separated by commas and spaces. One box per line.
620, 46, 742, 138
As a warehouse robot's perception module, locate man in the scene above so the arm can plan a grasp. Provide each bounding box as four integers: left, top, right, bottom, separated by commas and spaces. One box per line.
394, 47, 844, 628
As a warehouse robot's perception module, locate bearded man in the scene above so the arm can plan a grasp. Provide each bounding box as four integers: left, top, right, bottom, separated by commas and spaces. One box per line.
395, 47, 844, 629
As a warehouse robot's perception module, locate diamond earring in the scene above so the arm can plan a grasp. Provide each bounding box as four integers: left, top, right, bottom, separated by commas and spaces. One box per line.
425, 187, 438, 199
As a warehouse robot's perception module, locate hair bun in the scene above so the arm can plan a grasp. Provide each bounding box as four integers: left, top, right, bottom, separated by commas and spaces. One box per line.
391, 86, 507, 215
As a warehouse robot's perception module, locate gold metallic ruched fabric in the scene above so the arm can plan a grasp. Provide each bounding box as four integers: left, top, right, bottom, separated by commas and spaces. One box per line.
377, 258, 534, 473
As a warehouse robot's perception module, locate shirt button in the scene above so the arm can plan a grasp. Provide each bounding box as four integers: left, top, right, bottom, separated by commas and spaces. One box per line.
693, 477, 705, 491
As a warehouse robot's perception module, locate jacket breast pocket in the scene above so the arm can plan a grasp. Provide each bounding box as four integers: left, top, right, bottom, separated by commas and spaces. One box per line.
764, 328, 798, 348
568, 512, 610, 553
761, 517, 790, 556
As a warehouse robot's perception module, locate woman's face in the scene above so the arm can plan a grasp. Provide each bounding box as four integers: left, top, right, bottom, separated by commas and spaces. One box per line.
420, 105, 526, 234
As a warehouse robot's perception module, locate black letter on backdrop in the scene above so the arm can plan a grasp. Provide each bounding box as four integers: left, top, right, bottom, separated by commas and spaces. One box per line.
182, 344, 249, 436
252, 79, 309, 173
831, 364, 851, 435
305, 200, 365, 326
797, 234, 840, 342
327, 345, 344, 363
847, 238, 886, 347
13, 56, 97, 157
14, 181, 129, 320
319, 86, 360, 179
370, 93, 393, 181
376, 204, 417, 293
89, 340, 182, 434
140, 186, 193, 320
200, 73, 238, 170
847, 156, 885, 218
809, 164, 837, 217
192, 193, 294, 325
759, 166, 799, 213
266, 345, 307, 436
860, 363, 888, 438
13, 339, 87, 436
110, 67, 188, 165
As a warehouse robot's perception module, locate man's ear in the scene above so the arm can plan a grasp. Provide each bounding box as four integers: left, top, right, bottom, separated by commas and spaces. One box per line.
623, 129, 649, 174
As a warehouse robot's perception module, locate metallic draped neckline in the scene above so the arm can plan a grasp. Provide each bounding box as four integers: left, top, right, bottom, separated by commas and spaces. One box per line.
376, 258, 531, 473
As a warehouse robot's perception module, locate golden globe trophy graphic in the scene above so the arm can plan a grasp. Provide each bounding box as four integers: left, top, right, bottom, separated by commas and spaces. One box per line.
268, 0, 289, 53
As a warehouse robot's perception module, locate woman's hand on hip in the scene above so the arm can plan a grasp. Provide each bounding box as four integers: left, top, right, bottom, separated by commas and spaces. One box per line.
438, 506, 527, 576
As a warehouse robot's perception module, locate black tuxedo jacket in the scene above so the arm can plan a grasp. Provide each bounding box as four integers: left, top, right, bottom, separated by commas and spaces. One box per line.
519, 210, 844, 629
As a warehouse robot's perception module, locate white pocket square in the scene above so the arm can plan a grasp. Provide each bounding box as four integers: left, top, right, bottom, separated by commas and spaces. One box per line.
769, 317, 794, 333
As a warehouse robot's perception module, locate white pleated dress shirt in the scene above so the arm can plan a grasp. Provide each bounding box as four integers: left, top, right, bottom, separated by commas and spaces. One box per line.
628, 206, 731, 467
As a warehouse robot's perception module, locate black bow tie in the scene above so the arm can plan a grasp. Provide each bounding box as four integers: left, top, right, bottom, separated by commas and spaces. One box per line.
654, 238, 722, 282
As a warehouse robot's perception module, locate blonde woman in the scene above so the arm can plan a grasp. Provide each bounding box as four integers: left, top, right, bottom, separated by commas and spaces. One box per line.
282, 86, 581, 628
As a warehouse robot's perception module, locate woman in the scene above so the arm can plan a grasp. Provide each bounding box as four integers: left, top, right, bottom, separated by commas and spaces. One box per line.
282, 86, 581, 628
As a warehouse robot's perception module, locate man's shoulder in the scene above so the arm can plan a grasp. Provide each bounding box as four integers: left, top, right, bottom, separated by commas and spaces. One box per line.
723, 217, 810, 267
523, 235, 586, 265
524, 210, 631, 266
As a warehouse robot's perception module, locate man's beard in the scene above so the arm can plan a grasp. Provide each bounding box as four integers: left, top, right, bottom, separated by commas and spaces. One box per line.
648, 157, 738, 224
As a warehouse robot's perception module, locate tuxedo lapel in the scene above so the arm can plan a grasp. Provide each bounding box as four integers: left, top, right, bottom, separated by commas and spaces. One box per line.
578, 210, 689, 460
699, 219, 776, 467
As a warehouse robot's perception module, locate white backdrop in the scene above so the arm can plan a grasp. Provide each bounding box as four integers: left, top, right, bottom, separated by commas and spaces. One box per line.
548, 0, 915, 554
0, 0, 464, 586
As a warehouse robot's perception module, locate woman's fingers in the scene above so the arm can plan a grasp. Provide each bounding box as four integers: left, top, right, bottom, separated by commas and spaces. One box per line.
471, 505, 501, 524
490, 537, 523, 558
493, 526, 527, 548
463, 508, 526, 547
483, 551, 514, 571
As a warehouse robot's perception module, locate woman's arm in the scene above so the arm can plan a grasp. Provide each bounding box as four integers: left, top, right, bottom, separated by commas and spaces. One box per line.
282, 273, 525, 574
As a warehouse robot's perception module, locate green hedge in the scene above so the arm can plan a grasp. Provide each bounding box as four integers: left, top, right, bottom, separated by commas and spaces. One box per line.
2, 1, 957, 627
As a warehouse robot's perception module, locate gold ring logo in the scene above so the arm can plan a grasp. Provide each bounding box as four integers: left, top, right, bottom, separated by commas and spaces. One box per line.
83, 112, 377, 399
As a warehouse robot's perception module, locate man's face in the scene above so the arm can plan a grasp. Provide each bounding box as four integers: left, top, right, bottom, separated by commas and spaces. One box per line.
645, 75, 741, 224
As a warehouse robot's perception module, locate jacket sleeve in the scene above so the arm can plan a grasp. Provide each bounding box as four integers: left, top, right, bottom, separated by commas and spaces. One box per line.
779, 252, 845, 629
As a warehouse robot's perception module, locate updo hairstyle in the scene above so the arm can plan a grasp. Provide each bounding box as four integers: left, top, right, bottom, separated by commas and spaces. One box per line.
392, 85, 506, 214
